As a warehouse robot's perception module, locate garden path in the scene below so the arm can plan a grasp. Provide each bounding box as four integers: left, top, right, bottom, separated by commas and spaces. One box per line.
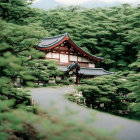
31, 86, 140, 140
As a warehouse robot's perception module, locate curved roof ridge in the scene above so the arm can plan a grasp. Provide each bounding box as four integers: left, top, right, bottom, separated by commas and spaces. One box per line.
42, 33, 67, 40
37, 33, 67, 48
43, 39, 59, 47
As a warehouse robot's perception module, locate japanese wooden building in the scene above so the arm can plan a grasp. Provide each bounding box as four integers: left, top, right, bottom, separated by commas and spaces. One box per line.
36, 33, 114, 82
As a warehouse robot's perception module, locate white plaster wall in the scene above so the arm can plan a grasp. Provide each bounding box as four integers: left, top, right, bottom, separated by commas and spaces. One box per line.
46, 52, 52, 58
89, 63, 95, 68
70, 55, 90, 62
82, 57, 90, 62
78, 57, 82, 62
60, 54, 68, 63
70, 55, 77, 61
78, 56, 90, 62
52, 53, 59, 59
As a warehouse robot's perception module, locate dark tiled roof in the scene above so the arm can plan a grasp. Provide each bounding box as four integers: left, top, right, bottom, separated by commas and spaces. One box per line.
37, 33, 67, 48
78, 67, 114, 76
58, 66, 114, 76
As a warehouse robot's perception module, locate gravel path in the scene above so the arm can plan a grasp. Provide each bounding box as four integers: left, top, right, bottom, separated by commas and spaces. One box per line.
30, 86, 140, 140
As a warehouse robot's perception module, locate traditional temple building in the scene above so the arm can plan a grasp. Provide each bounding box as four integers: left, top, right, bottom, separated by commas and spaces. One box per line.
35, 33, 114, 83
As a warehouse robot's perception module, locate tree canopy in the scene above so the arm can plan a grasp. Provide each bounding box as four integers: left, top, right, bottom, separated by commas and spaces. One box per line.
0, 0, 140, 139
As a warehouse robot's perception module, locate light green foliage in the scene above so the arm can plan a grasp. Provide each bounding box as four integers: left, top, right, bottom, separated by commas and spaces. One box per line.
0, 1, 69, 138
129, 51, 140, 72
127, 73, 140, 118
0, 100, 114, 140
27, 60, 63, 86
78, 74, 131, 115
126, 52, 140, 118
40, 4, 139, 119
39, 5, 139, 71
0, 0, 139, 139
0, 0, 35, 23
0, 100, 39, 140
0, 19, 45, 104
66, 92, 85, 105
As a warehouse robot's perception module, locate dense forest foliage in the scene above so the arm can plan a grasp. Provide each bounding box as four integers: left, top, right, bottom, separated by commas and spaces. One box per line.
0, 0, 140, 139
35, 4, 140, 72
39, 3, 139, 119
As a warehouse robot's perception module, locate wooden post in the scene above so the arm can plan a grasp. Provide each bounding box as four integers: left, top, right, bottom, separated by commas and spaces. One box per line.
79, 98, 80, 104
68, 44, 70, 63
31, 98, 35, 107
129, 108, 132, 119
59, 46, 60, 63
76, 98, 78, 104
84, 98, 86, 105
78, 75, 80, 84
76, 69, 79, 85
90, 104, 92, 109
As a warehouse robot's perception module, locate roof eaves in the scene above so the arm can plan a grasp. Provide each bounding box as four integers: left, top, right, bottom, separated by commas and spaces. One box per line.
67, 34, 104, 61
102, 68, 115, 75
42, 33, 67, 40
79, 67, 114, 76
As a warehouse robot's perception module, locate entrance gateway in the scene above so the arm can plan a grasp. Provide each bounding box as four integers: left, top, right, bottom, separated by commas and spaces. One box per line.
35, 33, 114, 83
